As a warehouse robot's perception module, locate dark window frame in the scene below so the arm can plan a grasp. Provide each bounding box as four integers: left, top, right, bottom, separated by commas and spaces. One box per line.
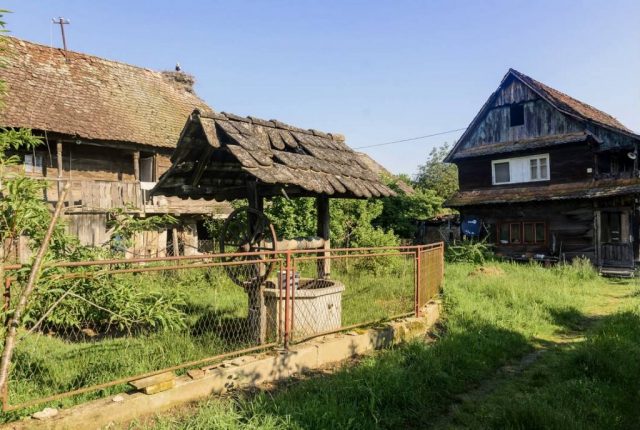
498, 220, 547, 245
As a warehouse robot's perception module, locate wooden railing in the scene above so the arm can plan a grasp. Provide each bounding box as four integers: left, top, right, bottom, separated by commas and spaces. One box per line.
600, 243, 634, 268
43, 179, 228, 215
45, 180, 143, 212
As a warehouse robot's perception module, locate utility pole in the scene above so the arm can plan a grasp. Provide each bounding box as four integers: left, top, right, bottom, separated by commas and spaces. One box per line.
51, 17, 70, 50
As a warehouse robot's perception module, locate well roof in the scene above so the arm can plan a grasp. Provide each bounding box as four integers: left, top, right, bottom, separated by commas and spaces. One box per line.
0, 37, 208, 148
153, 110, 396, 201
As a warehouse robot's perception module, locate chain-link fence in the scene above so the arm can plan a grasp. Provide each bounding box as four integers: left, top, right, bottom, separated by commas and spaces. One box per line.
288, 250, 417, 342
1, 244, 444, 413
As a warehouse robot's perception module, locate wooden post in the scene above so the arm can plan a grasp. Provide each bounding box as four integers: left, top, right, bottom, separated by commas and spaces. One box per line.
171, 228, 179, 257
133, 151, 140, 182
316, 195, 331, 279
246, 181, 266, 344
56, 141, 63, 200
635, 142, 639, 178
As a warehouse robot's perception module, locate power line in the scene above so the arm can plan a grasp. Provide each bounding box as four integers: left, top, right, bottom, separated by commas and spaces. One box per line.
353, 127, 467, 149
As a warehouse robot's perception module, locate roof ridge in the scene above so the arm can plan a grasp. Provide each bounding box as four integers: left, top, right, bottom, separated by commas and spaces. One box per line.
6, 36, 167, 76
199, 109, 343, 141
509, 68, 634, 133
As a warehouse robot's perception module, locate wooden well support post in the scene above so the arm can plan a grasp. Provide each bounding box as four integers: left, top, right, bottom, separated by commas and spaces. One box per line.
246, 181, 267, 345
316, 195, 331, 279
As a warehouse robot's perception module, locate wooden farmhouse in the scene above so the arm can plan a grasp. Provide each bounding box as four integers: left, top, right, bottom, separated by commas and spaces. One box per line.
0, 37, 232, 260
445, 69, 640, 275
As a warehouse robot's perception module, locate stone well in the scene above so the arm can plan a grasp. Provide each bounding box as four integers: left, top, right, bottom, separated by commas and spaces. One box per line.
263, 278, 345, 339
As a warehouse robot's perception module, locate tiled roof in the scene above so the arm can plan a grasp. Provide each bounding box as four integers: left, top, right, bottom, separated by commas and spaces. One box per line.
447, 178, 640, 207
0, 37, 209, 148
154, 110, 396, 200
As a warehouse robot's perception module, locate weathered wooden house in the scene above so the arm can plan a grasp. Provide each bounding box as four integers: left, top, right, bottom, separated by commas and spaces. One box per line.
0, 37, 231, 259
445, 69, 640, 275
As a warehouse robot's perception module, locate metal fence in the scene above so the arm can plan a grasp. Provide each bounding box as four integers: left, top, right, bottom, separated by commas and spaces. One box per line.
0, 243, 443, 413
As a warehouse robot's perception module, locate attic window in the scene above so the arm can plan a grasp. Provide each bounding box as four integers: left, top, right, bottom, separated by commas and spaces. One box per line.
510, 104, 524, 127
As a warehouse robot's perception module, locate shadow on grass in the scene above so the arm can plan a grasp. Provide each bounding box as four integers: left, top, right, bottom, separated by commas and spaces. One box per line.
201, 321, 533, 429
159, 309, 640, 429
443, 310, 640, 430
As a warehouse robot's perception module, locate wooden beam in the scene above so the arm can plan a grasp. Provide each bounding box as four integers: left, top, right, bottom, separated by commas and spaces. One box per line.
56, 140, 63, 199
133, 151, 140, 182
190, 147, 214, 186
316, 195, 330, 279
172, 228, 179, 257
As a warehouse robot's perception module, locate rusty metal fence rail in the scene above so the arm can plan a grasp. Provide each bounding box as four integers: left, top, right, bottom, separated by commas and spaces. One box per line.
0, 243, 444, 413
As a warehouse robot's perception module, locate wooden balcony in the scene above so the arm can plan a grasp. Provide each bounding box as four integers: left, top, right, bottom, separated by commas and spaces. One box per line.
45, 179, 229, 216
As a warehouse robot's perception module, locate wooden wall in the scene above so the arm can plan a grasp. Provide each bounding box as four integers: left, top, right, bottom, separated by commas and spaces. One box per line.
462, 200, 597, 261
457, 143, 594, 191
461, 80, 584, 150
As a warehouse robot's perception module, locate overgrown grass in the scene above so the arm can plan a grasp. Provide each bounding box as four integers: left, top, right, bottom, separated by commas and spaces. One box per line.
138, 261, 639, 429
2, 255, 414, 421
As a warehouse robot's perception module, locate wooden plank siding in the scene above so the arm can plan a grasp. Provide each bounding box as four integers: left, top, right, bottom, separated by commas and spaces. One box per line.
457, 143, 594, 191
460, 80, 584, 150
464, 201, 597, 261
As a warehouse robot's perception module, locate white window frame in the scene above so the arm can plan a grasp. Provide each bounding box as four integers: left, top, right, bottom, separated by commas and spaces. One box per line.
492, 153, 550, 185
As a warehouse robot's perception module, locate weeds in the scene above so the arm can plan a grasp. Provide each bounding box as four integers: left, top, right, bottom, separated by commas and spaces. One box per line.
140, 262, 636, 429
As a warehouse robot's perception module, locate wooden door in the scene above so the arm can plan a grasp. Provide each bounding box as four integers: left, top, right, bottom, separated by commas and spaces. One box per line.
600, 210, 634, 268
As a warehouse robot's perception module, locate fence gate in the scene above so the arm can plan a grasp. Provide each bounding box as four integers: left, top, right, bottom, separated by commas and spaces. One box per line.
416, 243, 444, 315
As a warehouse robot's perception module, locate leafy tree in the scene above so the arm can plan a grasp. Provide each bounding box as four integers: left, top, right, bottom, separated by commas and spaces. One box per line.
106, 206, 177, 254
0, 130, 52, 262
375, 184, 444, 239
261, 196, 399, 248
263, 197, 316, 239
414, 143, 459, 201
329, 199, 399, 248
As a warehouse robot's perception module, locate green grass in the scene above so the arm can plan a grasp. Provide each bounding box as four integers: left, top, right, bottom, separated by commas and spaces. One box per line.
135, 261, 640, 429
2, 255, 414, 421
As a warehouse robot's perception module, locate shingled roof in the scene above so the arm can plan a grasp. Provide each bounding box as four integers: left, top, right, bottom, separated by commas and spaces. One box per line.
509, 69, 634, 135
355, 152, 415, 194
445, 69, 639, 162
0, 37, 208, 148
447, 178, 640, 207
450, 132, 599, 160
153, 110, 396, 201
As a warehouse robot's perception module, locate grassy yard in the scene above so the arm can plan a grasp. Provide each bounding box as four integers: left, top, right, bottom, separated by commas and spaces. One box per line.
2, 254, 413, 422
134, 261, 640, 429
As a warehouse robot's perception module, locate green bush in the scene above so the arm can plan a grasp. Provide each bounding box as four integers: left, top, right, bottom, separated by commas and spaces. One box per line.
445, 239, 492, 263
23, 269, 187, 334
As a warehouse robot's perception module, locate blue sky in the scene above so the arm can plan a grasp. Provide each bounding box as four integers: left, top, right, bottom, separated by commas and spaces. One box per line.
5, 1, 639, 175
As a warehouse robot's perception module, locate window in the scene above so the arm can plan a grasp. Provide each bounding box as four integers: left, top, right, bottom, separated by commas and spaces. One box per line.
492, 154, 550, 185
510, 104, 524, 127
494, 162, 510, 183
139, 156, 155, 182
499, 221, 546, 245
509, 223, 521, 244
24, 154, 43, 174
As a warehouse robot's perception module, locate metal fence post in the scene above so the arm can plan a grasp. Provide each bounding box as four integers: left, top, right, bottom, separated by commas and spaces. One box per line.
415, 248, 421, 317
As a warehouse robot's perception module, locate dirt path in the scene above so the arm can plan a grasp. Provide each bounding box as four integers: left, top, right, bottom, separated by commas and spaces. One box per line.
432, 283, 634, 429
